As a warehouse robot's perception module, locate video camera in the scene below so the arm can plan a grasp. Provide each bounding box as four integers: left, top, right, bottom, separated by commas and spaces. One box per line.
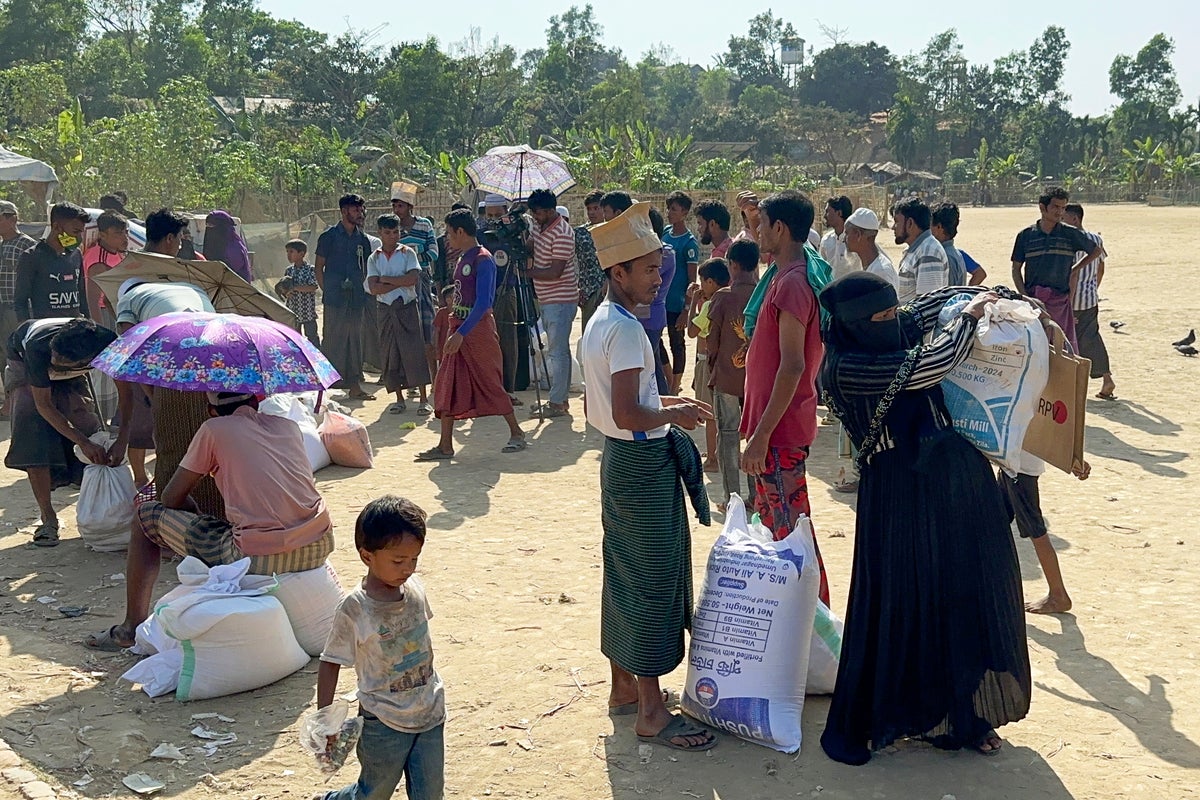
479, 203, 530, 273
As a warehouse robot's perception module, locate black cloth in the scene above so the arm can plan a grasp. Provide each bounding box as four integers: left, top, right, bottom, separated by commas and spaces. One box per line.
1073, 306, 1110, 376
818, 287, 1031, 765
13, 242, 82, 321
1011, 221, 1095, 294
315, 223, 371, 310
997, 470, 1047, 539
3, 362, 99, 472
6, 318, 115, 388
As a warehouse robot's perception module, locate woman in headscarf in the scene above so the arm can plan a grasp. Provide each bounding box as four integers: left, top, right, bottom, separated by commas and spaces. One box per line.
817, 272, 1031, 765
202, 210, 252, 281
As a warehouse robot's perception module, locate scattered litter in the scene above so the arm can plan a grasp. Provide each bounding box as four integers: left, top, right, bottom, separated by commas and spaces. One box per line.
122, 773, 166, 795
638, 743, 653, 764
487, 739, 507, 747
400, 422, 417, 430
558, 593, 576, 604
516, 739, 534, 751
59, 605, 90, 617
150, 743, 187, 761
281, 770, 295, 777
190, 725, 237, 746
941, 795, 957, 800
73, 775, 94, 788
190, 713, 236, 724
36, 596, 58, 605
110, 573, 126, 581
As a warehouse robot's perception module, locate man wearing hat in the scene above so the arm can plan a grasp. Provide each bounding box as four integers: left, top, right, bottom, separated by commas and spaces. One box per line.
579, 202, 717, 754
0, 200, 38, 412
391, 181, 440, 405
843, 208, 898, 288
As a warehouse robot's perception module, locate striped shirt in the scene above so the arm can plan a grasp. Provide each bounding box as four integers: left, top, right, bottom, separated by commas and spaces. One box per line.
897, 230, 949, 304
1071, 230, 1104, 311
1011, 220, 1095, 294
399, 216, 438, 268
530, 214, 578, 305
0, 233, 37, 304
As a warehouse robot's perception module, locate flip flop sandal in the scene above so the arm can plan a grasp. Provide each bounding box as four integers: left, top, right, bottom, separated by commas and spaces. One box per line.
32, 522, 60, 547
637, 715, 717, 752
532, 405, 566, 419
414, 447, 453, 462
501, 437, 527, 453
834, 479, 859, 493
387, 402, 407, 414
85, 625, 133, 652
508, 395, 524, 407
1095, 392, 1117, 401
416, 403, 434, 416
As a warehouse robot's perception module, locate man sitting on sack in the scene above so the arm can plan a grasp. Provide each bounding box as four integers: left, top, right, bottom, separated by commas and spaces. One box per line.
87, 391, 334, 651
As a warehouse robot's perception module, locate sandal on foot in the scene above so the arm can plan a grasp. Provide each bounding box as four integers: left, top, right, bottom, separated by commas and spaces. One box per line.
414, 447, 453, 462
637, 715, 717, 752
85, 625, 133, 652
974, 729, 1003, 756
501, 436, 527, 453
531, 404, 566, 419
348, 391, 376, 401
834, 479, 859, 493
416, 402, 434, 416
1095, 391, 1117, 401
508, 395, 524, 407
387, 401, 407, 414
32, 522, 60, 547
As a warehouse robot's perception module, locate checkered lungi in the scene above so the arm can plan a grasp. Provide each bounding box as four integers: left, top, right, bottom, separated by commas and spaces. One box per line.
136, 501, 334, 574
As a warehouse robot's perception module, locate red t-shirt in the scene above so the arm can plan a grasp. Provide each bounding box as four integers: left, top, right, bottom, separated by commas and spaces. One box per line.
739, 258, 823, 449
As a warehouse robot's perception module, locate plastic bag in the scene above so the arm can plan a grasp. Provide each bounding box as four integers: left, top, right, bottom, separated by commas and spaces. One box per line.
261, 393, 331, 472
319, 410, 373, 469
806, 600, 843, 695
300, 700, 364, 775
76, 464, 136, 551
681, 494, 819, 753
940, 295, 1050, 475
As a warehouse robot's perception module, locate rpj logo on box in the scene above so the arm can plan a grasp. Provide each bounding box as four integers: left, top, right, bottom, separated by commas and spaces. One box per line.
1036, 397, 1069, 424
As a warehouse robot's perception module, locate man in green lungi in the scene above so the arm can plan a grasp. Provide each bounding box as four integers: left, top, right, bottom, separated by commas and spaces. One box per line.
578, 202, 717, 753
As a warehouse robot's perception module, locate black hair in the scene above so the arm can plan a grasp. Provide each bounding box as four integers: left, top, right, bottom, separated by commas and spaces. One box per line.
694, 199, 731, 232
444, 208, 477, 236
891, 196, 930, 231
698, 258, 730, 286
826, 195, 852, 222
49, 202, 89, 225
760, 191, 816, 243
726, 239, 760, 272
98, 193, 129, 214
49, 318, 116, 363
285, 238, 307, 254
1064, 202, 1084, 220
356, 495, 428, 551
377, 213, 401, 230
666, 191, 693, 212
647, 207, 665, 238
584, 190, 604, 206
450, 201, 468, 211
338, 193, 366, 209
211, 392, 258, 416
96, 210, 128, 233
144, 208, 189, 244
600, 191, 633, 214
526, 189, 558, 211
930, 201, 959, 237
1039, 186, 1070, 207
440, 284, 456, 300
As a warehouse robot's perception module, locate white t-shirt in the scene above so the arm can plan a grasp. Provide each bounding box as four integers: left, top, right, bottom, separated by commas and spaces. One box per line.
865, 250, 900, 289
365, 246, 420, 305
319, 577, 446, 734
579, 299, 668, 441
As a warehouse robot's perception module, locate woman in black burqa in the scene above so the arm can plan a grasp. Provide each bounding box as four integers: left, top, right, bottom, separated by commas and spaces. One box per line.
817, 272, 1031, 765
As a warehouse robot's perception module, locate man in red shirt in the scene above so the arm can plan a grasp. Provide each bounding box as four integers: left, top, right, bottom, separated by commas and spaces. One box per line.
739, 190, 829, 605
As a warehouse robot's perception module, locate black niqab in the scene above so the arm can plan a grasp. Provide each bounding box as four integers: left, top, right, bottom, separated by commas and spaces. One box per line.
820, 271, 902, 353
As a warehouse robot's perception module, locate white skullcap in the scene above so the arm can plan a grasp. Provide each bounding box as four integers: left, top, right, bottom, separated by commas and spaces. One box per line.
846, 208, 880, 231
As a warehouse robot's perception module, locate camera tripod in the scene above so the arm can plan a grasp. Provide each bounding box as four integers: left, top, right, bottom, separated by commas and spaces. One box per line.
496, 259, 551, 415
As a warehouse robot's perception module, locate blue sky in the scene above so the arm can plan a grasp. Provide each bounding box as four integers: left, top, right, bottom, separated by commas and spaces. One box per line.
258, 0, 1199, 118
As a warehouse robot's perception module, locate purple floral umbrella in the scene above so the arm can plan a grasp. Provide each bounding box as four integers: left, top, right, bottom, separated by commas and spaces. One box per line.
91, 312, 340, 395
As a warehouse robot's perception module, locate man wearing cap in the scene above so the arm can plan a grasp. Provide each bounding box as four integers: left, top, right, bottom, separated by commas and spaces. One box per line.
843, 208, 898, 288
391, 181, 440, 393
526, 189, 577, 418
86, 390, 335, 651
891, 196, 950, 304
0, 200, 38, 413
579, 201, 716, 754
316, 194, 374, 401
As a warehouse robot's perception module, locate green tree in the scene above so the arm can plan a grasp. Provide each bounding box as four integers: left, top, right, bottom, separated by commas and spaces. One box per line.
375, 38, 456, 152
800, 42, 898, 116
0, 62, 71, 128
1110, 34, 1182, 144
145, 0, 211, 93
721, 11, 797, 92
0, 0, 88, 68
75, 33, 149, 118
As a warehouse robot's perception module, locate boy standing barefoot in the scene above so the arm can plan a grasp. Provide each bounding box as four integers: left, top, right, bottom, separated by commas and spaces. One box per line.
316, 496, 445, 799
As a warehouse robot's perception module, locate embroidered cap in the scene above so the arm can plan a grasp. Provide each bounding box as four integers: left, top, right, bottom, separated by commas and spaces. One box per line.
591, 202, 662, 269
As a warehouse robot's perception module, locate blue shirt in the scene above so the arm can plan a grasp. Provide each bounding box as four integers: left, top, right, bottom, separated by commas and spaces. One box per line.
639, 245, 675, 333
315, 223, 372, 309
661, 228, 700, 313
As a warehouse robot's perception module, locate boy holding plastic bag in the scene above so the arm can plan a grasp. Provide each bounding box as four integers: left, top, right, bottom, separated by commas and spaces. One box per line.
312, 496, 445, 800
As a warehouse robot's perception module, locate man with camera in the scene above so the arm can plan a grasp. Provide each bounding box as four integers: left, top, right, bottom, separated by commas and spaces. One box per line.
315, 194, 375, 401
526, 190, 577, 418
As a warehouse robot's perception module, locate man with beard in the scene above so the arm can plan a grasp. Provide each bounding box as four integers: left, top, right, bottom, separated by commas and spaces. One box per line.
694, 199, 731, 259
891, 196, 949, 304
315, 194, 375, 401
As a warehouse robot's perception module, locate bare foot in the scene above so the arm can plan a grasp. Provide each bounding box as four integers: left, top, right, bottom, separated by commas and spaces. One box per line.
1025, 593, 1072, 614
975, 730, 1003, 755
702, 459, 719, 473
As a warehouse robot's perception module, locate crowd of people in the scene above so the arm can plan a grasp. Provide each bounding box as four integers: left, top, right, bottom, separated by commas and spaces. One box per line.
0, 179, 1119, 793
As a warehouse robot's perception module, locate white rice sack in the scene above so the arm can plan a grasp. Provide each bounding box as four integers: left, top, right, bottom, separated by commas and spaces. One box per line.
76, 464, 136, 551
806, 600, 843, 695
940, 295, 1050, 475
681, 494, 819, 753
273, 561, 345, 656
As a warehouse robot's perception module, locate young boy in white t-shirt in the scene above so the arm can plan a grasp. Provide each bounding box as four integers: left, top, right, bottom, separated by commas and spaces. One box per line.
316, 496, 445, 800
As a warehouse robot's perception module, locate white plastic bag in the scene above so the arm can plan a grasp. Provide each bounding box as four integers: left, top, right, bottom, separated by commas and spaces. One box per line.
681, 494, 819, 753
806, 600, 843, 695
300, 700, 363, 775
260, 394, 331, 472
940, 295, 1050, 474
76, 464, 136, 551
273, 560, 345, 657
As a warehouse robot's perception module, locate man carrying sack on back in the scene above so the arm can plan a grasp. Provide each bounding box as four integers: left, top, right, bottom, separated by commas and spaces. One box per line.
578, 201, 717, 753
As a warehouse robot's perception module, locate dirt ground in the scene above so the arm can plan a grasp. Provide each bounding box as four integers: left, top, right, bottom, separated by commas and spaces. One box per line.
1, 203, 1198, 800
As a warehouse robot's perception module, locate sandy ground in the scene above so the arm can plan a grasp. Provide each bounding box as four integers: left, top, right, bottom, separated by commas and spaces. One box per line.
1, 203, 1198, 800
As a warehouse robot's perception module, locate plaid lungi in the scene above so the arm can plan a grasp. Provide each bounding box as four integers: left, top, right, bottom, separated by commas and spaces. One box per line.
137, 501, 334, 574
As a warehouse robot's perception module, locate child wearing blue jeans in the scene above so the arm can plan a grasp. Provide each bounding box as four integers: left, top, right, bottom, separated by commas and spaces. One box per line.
316, 496, 445, 800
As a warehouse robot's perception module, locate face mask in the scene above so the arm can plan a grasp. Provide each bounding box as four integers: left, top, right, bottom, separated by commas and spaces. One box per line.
839, 317, 904, 354
57, 232, 80, 251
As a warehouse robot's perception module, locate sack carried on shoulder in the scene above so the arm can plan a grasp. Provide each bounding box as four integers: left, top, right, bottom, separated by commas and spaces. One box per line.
1022, 323, 1089, 474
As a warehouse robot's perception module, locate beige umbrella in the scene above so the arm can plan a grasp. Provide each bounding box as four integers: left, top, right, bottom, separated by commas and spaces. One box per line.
92, 251, 296, 326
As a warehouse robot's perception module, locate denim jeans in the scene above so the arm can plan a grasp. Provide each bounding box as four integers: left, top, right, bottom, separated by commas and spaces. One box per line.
713, 390, 751, 505
323, 717, 444, 800
539, 302, 577, 405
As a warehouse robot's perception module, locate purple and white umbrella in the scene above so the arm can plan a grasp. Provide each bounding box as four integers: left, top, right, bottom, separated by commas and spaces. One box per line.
91, 312, 339, 395
466, 145, 576, 200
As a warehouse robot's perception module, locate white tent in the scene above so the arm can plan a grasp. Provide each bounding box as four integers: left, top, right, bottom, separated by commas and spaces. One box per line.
0, 145, 58, 204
